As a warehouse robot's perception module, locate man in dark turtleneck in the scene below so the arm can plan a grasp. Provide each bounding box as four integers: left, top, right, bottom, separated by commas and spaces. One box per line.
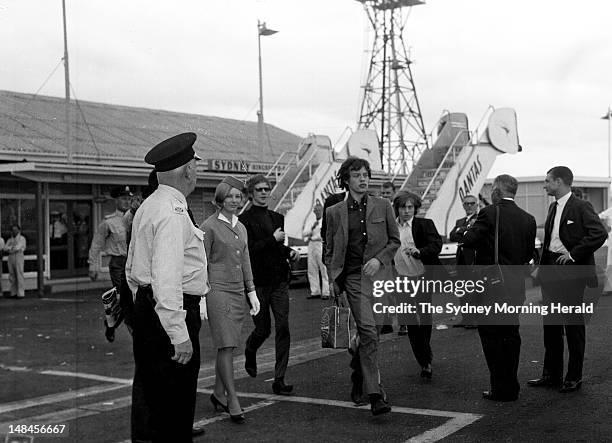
239, 174, 299, 395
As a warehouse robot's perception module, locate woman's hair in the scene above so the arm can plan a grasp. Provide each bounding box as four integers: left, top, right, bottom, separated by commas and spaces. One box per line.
392, 191, 422, 217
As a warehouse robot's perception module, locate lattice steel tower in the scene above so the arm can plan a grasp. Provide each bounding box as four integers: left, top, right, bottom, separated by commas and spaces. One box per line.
356, 0, 428, 173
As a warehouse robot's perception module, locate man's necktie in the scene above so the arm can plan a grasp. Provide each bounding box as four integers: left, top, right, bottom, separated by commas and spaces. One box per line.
544, 201, 557, 251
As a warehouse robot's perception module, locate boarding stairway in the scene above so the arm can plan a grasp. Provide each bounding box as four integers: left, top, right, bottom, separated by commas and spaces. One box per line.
265, 107, 521, 242
396, 107, 521, 237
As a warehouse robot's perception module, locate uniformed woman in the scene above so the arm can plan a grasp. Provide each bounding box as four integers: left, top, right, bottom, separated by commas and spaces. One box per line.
202, 176, 260, 423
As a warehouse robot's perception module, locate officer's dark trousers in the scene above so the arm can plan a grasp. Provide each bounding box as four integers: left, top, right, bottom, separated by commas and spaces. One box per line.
246, 282, 290, 381
132, 287, 201, 443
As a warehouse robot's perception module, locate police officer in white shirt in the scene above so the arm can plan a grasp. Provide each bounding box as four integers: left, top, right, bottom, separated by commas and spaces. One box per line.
126, 132, 209, 441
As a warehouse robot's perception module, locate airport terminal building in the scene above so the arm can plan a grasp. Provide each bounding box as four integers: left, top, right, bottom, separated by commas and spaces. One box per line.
0, 90, 300, 292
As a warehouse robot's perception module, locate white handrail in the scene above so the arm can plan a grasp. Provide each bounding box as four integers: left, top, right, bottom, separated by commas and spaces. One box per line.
273, 143, 326, 211
420, 129, 472, 200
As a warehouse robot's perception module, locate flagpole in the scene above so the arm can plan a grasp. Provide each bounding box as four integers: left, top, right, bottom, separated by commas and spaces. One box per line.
257, 20, 265, 154
62, 0, 72, 163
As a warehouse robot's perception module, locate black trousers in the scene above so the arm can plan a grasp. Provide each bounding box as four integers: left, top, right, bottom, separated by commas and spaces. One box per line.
478, 321, 521, 399
540, 252, 587, 382
132, 287, 201, 442
406, 291, 433, 368
245, 282, 290, 381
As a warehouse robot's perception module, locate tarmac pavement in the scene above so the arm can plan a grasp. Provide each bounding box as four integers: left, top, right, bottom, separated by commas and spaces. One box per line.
1, 258, 612, 442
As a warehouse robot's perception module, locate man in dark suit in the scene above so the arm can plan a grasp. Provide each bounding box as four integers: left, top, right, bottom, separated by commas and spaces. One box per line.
239, 174, 300, 396
325, 157, 400, 415
449, 194, 479, 328
462, 174, 536, 401
528, 166, 607, 393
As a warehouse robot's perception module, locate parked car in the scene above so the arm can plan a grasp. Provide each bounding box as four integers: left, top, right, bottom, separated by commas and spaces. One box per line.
288, 239, 309, 284
440, 237, 542, 276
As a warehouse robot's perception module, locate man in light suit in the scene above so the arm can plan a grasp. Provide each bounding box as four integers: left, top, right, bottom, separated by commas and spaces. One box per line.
462, 175, 536, 402
528, 166, 607, 393
325, 157, 400, 416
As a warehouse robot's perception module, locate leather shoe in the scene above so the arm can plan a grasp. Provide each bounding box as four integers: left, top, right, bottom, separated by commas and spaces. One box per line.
192, 424, 206, 436
559, 380, 582, 393
527, 376, 562, 388
482, 390, 518, 402
369, 394, 391, 416
420, 365, 432, 380
272, 379, 294, 396
244, 349, 257, 378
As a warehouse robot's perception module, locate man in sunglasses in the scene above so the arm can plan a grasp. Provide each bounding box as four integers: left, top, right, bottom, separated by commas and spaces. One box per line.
449, 194, 479, 328
239, 174, 299, 395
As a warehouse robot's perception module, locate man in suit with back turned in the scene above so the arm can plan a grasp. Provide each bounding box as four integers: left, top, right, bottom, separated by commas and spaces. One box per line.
461, 174, 536, 402
528, 166, 607, 393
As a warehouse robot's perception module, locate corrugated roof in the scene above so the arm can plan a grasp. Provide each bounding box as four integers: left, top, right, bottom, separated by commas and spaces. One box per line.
0, 90, 302, 165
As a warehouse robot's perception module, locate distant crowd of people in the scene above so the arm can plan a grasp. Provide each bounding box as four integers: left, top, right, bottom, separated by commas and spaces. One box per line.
84, 131, 609, 441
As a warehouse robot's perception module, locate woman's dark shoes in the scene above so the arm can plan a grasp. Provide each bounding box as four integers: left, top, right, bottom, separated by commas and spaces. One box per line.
272, 379, 294, 396
210, 393, 229, 413
527, 376, 563, 388
229, 412, 246, 424
420, 365, 432, 379
245, 349, 257, 378
559, 380, 582, 393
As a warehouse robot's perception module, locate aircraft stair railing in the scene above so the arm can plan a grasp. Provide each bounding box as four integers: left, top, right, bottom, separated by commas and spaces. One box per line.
272, 144, 328, 213
419, 129, 473, 200
266, 151, 298, 182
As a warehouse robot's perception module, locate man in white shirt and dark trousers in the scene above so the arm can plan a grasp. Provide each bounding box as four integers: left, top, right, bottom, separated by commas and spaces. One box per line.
304, 202, 329, 299
528, 166, 607, 393
126, 132, 209, 441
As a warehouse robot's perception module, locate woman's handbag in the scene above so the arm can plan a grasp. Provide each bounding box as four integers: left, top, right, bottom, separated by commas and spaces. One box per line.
477, 205, 504, 288
321, 293, 351, 349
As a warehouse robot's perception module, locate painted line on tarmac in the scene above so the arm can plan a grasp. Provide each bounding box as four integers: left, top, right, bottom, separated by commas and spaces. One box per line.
39, 298, 87, 302
113, 399, 278, 443
406, 414, 482, 443
0, 384, 128, 415
195, 389, 482, 443
0, 335, 331, 420
0, 333, 405, 438
39, 370, 132, 385
0, 393, 134, 435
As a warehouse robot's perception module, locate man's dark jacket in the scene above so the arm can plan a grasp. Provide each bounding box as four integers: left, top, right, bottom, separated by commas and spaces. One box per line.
239, 205, 292, 287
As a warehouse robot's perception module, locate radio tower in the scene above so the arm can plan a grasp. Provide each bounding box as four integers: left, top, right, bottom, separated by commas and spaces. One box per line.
356, 0, 428, 174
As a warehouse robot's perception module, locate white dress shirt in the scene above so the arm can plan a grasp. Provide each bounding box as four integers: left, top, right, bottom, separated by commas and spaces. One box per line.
549, 191, 571, 255
126, 184, 210, 345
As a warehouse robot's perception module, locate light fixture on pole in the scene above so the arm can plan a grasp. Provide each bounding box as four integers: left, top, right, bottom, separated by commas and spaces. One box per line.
257, 20, 278, 154
602, 106, 612, 178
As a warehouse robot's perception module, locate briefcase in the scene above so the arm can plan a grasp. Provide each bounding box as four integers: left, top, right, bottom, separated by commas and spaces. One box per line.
321, 302, 351, 349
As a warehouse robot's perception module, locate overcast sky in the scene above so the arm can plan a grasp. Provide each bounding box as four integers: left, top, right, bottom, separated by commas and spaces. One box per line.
1, 0, 611, 178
